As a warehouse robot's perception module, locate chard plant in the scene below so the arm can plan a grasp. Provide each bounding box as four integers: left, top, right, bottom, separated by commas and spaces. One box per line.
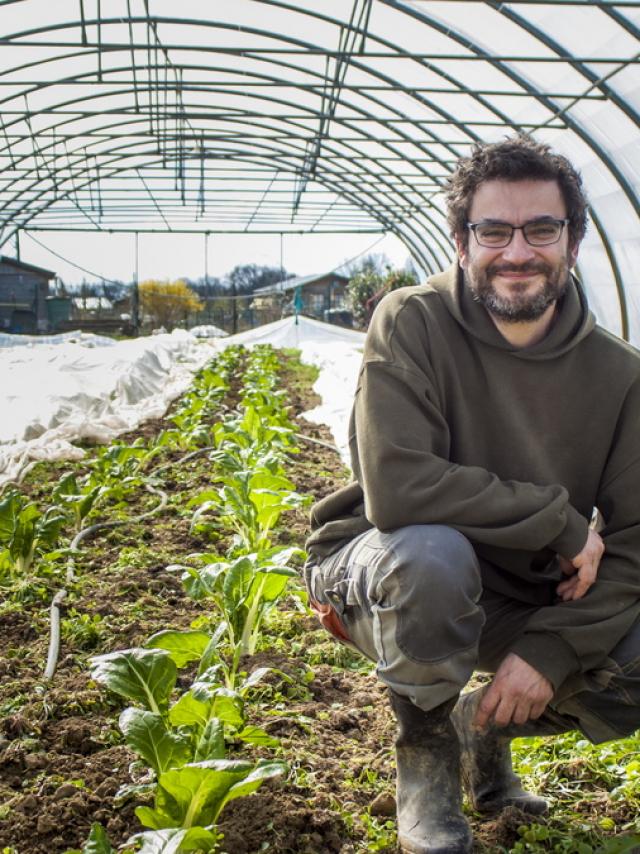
85, 440, 158, 500
169, 547, 303, 688
189, 470, 309, 552
0, 489, 66, 580
89, 641, 279, 764
89, 640, 285, 852
53, 472, 106, 533
133, 757, 284, 840
212, 404, 296, 462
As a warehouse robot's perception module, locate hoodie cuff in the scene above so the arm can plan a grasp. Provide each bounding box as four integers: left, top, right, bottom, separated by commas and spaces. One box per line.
547, 505, 589, 559
509, 632, 580, 692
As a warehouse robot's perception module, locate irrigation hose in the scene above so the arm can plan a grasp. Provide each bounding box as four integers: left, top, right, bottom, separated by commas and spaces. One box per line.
45, 483, 168, 681
43, 590, 67, 682
150, 445, 215, 476
294, 432, 341, 455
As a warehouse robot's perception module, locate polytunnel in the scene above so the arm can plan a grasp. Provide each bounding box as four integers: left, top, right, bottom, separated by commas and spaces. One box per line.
0, 1, 638, 338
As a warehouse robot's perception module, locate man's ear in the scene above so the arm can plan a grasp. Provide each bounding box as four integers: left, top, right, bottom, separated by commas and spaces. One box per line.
568, 240, 580, 269
455, 232, 468, 269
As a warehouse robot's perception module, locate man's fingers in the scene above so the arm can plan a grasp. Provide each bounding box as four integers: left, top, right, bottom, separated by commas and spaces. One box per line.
557, 561, 598, 600
492, 696, 517, 728
474, 655, 554, 728
529, 698, 548, 720
558, 556, 576, 575
473, 687, 500, 729
511, 700, 532, 726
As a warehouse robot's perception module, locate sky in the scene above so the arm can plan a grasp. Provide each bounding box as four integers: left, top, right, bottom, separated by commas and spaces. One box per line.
18, 228, 418, 286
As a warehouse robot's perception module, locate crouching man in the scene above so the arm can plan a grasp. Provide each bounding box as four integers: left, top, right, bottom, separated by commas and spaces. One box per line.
305, 136, 640, 853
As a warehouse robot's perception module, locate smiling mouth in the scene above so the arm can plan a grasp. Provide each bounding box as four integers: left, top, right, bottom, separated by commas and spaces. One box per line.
490, 266, 546, 285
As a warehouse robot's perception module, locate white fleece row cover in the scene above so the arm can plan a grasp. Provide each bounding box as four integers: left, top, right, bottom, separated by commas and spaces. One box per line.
0, 316, 364, 487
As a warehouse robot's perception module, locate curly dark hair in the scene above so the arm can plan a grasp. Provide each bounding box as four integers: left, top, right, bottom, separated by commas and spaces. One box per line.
445, 135, 588, 249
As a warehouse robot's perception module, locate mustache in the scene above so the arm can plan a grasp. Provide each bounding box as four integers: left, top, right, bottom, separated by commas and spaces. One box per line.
487, 261, 551, 276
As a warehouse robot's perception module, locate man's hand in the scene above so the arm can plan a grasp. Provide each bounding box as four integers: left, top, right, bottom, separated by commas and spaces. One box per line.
556, 529, 605, 601
473, 653, 553, 728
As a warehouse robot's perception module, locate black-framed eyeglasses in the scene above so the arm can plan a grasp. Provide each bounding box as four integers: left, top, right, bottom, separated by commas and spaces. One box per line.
467, 217, 570, 248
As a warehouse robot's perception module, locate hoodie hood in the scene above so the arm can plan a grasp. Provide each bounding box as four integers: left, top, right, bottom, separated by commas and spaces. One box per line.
428, 262, 596, 361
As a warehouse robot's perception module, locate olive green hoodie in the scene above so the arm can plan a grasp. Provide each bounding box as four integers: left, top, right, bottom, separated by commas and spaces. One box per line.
307, 264, 640, 690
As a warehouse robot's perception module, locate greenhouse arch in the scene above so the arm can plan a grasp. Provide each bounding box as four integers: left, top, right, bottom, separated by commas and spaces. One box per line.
0, 0, 637, 338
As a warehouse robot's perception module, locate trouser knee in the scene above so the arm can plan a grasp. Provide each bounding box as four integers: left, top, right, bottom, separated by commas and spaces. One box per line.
380, 524, 484, 664
307, 524, 485, 712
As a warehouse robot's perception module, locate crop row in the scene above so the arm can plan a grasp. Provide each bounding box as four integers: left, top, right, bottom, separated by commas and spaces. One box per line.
1, 344, 313, 854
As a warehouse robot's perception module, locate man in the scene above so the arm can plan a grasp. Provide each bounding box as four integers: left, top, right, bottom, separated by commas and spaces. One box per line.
304, 136, 640, 854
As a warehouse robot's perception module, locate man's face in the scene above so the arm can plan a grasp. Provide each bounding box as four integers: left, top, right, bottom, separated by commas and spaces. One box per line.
456, 179, 580, 323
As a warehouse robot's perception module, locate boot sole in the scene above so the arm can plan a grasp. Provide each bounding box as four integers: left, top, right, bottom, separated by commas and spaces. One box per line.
473, 796, 549, 816
398, 831, 473, 854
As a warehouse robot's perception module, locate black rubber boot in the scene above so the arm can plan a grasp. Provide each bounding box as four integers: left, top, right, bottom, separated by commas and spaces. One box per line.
452, 688, 575, 816
389, 691, 473, 854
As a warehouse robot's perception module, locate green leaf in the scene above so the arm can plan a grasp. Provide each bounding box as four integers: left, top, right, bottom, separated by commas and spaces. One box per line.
169, 687, 212, 729
196, 624, 227, 676
209, 688, 244, 727
119, 707, 191, 774
240, 666, 274, 691
180, 561, 227, 601
186, 490, 221, 508
249, 470, 295, 493
250, 489, 285, 532
236, 725, 279, 747
53, 472, 79, 499
145, 629, 212, 668
135, 804, 176, 831
169, 685, 244, 729
251, 568, 295, 604
82, 822, 115, 854
0, 491, 21, 543
89, 648, 176, 714
157, 759, 260, 827
222, 557, 254, 619
132, 827, 219, 854
78, 485, 103, 520
194, 718, 225, 761
37, 507, 67, 549
263, 545, 306, 565
11, 502, 40, 559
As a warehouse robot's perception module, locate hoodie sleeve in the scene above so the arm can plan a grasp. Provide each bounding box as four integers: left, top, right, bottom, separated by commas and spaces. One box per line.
509, 377, 640, 689
352, 293, 588, 557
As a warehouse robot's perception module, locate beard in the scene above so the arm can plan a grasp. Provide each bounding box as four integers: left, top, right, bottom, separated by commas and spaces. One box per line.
465, 258, 570, 323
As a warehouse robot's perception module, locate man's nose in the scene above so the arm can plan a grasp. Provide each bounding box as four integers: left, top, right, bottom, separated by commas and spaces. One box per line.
501, 228, 536, 263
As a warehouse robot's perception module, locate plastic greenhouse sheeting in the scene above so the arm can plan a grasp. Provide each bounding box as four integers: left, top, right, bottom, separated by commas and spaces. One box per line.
0, 316, 363, 486
0, 329, 221, 485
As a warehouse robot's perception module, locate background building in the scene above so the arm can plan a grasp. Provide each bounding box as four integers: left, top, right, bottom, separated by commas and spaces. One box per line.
0, 256, 56, 333
251, 273, 350, 325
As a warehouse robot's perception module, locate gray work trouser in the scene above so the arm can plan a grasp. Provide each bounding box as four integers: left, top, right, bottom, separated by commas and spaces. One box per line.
304, 524, 640, 744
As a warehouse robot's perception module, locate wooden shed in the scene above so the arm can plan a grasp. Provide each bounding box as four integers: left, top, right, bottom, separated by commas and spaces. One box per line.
0, 256, 56, 334
251, 272, 349, 321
